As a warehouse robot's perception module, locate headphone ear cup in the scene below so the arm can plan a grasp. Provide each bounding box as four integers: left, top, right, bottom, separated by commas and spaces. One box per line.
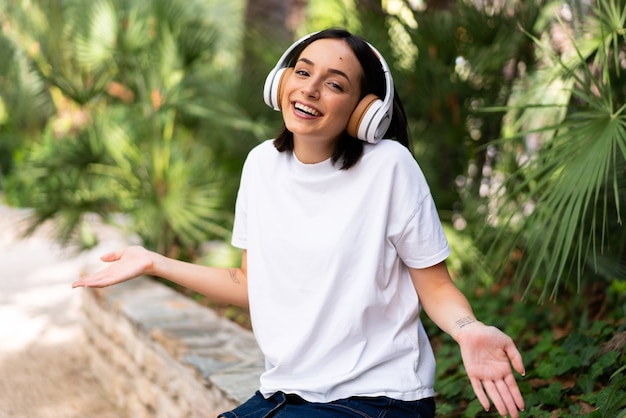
263, 67, 292, 111
276, 67, 293, 111
347, 94, 382, 142
264, 67, 290, 111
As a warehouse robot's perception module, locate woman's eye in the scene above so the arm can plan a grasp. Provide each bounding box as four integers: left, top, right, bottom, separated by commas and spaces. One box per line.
294, 69, 309, 77
328, 81, 343, 91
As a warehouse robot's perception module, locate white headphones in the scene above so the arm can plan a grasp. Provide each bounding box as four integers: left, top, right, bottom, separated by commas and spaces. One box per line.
263, 31, 394, 144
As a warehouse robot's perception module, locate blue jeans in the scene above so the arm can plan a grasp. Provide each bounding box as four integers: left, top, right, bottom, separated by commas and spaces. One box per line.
218, 391, 435, 418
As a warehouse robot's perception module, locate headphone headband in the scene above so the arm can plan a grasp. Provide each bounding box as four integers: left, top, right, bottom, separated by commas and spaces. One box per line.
263, 31, 394, 144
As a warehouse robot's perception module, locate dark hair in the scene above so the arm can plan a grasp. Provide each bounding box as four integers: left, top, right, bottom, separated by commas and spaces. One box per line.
273, 28, 410, 170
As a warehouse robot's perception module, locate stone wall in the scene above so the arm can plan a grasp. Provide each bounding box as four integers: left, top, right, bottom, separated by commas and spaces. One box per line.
80, 277, 264, 418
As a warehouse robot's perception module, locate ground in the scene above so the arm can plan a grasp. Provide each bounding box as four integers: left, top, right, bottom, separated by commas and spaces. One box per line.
0, 204, 126, 418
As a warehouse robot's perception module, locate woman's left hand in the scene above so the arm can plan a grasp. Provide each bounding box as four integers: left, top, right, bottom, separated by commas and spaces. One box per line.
456, 322, 525, 418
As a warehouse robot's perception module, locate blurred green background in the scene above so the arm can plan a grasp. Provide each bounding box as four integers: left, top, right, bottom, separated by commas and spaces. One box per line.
0, 0, 624, 416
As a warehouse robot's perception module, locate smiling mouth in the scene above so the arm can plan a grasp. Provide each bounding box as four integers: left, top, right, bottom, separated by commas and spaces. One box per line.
294, 102, 321, 117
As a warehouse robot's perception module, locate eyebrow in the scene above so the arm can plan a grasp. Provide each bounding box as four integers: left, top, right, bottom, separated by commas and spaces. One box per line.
297, 57, 352, 85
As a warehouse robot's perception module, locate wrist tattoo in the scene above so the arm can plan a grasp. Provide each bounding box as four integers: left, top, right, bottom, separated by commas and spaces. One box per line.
456, 316, 476, 329
228, 269, 240, 284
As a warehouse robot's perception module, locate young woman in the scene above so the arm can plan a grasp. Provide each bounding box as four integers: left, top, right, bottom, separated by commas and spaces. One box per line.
73, 28, 525, 418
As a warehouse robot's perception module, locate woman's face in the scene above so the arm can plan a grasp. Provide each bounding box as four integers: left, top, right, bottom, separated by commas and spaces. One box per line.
280, 38, 362, 149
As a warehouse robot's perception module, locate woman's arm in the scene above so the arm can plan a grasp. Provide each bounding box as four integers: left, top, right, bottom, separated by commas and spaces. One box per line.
72, 246, 249, 308
409, 261, 525, 418
409, 261, 475, 340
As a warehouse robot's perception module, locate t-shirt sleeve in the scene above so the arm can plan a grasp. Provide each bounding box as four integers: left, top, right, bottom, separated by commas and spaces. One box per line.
231, 154, 251, 250
387, 145, 450, 268
395, 192, 450, 269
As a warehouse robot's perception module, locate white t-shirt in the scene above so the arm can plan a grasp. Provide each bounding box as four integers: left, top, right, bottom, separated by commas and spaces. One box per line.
231, 139, 450, 403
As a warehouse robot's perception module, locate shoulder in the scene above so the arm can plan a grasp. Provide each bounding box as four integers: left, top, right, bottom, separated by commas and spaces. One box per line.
365, 139, 414, 161
359, 139, 431, 194
242, 139, 282, 169
362, 139, 422, 173
246, 139, 278, 160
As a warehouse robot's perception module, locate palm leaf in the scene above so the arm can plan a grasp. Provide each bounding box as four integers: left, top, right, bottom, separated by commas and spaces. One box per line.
484, 0, 626, 300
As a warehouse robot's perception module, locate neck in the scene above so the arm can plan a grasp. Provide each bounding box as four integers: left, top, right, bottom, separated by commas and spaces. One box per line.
293, 135, 336, 164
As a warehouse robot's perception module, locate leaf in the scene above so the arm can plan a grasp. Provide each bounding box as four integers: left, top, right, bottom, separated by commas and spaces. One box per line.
537, 382, 564, 407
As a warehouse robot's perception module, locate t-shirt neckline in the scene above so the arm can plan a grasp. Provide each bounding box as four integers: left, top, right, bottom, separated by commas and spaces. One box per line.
291, 151, 336, 176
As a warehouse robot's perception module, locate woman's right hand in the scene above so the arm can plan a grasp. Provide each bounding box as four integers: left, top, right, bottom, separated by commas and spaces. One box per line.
72, 245, 156, 288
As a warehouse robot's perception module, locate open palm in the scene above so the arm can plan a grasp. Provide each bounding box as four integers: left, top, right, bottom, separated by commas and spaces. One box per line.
72, 246, 154, 288
457, 323, 525, 417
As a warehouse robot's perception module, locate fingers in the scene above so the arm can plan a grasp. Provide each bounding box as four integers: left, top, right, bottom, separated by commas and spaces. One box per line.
482, 380, 508, 417
72, 277, 90, 288
71, 251, 121, 288
471, 376, 524, 418
72, 247, 151, 289
505, 341, 526, 377
503, 339, 526, 412
72, 270, 107, 288
505, 373, 525, 412
100, 250, 123, 262
495, 379, 521, 418
470, 377, 491, 412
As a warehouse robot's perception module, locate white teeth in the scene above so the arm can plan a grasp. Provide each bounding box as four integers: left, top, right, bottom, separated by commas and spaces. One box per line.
295, 103, 320, 116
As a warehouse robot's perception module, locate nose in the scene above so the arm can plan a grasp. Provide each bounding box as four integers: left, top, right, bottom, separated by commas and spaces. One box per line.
301, 78, 320, 99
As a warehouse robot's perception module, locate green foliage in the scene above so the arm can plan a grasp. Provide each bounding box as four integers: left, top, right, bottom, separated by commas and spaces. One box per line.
379, 0, 625, 308
0, 0, 264, 255
389, 0, 547, 214
477, 0, 626, 300
304, 0, 360, 35
0, 8, 53, 177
